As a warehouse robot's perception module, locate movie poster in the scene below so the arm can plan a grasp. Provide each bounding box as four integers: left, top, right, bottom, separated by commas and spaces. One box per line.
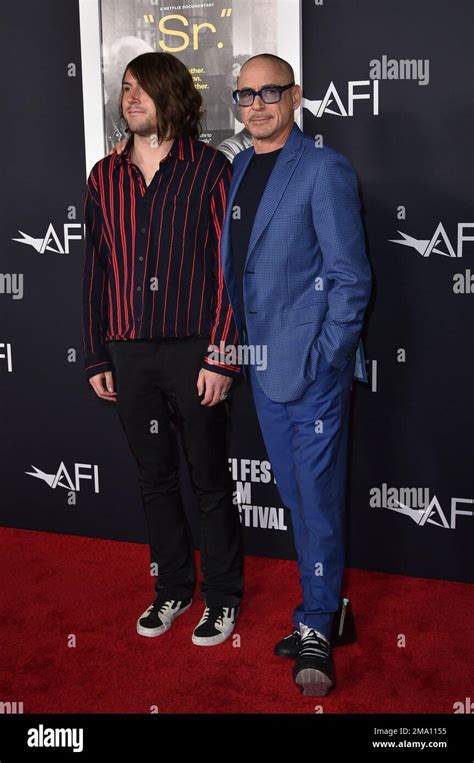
80, 0, 301, 171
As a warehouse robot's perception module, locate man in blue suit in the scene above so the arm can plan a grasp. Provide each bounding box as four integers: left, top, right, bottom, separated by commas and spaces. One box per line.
219, 54, 372, 696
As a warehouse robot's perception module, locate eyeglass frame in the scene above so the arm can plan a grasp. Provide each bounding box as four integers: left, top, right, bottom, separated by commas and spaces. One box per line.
232, 82, 295, 107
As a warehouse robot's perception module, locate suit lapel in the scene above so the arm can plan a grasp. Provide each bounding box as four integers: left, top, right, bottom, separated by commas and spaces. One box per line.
245, 124, 304, 268
220, 124, 305, 330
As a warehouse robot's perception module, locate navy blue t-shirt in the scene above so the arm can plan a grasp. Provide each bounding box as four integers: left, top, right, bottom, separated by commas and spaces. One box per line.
230, 147, 282, 334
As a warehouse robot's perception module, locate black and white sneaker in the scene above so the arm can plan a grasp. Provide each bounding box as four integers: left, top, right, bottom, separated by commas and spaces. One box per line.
192, 605, 239, 646
292, 624, 335, 696
275, 598, 357, 657
136, 598, 192, 637
274, 630, 301, 658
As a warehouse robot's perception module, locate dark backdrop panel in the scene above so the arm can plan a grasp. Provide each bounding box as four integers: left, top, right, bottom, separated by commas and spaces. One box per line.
302, 0, 474, 582
0, 0, 147, 546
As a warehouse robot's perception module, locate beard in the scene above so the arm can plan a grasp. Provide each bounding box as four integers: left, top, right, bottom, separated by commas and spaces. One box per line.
126, 113, 157, 137
246, 115, 275, 137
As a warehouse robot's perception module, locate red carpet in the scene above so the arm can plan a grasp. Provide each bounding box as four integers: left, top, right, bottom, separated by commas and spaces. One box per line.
0, 526, 472, 714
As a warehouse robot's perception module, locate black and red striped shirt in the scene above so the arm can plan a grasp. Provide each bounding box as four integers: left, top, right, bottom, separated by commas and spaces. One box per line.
82, 134, 240, 379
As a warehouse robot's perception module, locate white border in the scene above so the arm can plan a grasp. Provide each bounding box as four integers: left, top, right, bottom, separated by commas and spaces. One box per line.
79, 0, 105, 176
277, 0, 303, 128
78, 0, 303, 174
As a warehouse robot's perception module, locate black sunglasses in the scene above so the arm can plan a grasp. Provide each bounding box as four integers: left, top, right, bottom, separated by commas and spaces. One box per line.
232, 82, 295, 107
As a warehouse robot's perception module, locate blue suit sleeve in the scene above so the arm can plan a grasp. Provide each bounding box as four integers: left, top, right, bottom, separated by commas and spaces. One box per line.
311, 151, 372, 371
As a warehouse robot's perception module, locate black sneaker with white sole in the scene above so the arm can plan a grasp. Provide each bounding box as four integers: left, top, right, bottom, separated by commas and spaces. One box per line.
274, 629, 301, 658
274, 597, 356, 657
292, 625, 335, 696
136, 598, 192, 637
192, 605, 239, 646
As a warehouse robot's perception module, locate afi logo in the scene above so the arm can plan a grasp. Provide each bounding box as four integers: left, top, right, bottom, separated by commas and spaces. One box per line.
26, 462, 99, 493
370, 484, 474, 530
386, 496, 474, 529
389, 223, 474, 258
0, 342, 13, 373
303, 80, 379, 118
13, 223, 82, 254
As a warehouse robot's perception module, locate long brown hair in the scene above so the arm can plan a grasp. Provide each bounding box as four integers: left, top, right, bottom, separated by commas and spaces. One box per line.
119, 52, 203, 139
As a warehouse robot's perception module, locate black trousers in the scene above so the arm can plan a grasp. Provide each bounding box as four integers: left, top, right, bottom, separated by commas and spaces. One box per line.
107, 337, 243, 608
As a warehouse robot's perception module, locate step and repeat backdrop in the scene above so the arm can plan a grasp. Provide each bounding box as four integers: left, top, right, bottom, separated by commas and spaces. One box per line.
1, 0, 472, 583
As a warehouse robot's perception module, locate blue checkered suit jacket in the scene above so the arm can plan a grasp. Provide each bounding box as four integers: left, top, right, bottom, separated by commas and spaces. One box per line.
220, 124, 372, 403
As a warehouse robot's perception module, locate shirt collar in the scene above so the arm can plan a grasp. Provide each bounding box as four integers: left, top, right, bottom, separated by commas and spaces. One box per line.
118, 133, 196, 165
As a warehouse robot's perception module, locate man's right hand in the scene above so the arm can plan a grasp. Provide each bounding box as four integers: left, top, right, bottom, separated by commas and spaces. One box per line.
89, 371, 117, 402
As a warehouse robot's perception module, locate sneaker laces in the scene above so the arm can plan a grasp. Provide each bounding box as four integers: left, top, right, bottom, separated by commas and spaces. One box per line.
299, 629, 331, 660
202, 606, 226, 627
157, 600, 173, 612
153, 600, 176, 622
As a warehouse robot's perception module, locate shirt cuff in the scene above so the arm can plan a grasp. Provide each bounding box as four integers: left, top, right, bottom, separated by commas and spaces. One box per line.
85, 359, 113, 380
201, 356, 241, 378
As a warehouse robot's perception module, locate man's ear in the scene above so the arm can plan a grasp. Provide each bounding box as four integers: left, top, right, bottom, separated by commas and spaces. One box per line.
292, 85, 302, 110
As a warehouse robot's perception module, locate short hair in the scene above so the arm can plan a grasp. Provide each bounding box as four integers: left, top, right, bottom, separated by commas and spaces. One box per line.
120, 52, 203, 139
238, 54, 295, 85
